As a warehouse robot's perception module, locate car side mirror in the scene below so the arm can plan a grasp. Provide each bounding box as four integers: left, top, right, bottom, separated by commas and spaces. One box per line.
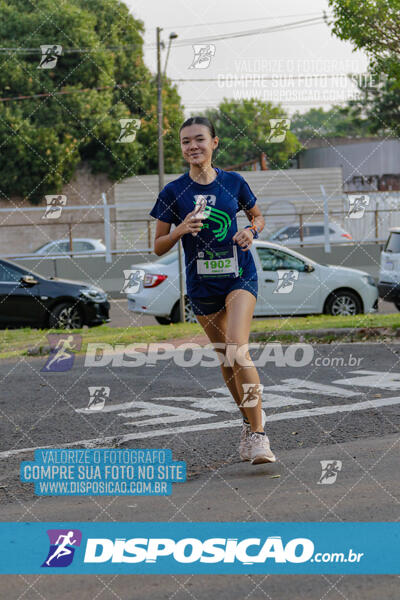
304, 264, 315, 273
278, 233, 288, 241
20, 275, 38, 286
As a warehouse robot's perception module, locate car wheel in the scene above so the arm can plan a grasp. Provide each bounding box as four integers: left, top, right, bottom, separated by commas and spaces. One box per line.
49, 303, 83, 329
155, 316, 171, 325
170, 297, 198, 323
325, 290, 362, 316
395, 302, 400, 312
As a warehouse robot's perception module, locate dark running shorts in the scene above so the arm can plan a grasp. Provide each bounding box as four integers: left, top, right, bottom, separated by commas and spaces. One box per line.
188, 279, 258, 316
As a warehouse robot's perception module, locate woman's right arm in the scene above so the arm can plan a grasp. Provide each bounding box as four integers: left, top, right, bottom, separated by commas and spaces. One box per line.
154, 210, 204, 256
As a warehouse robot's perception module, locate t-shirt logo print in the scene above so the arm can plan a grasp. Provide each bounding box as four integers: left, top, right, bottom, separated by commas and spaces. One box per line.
192, 196, 231, 241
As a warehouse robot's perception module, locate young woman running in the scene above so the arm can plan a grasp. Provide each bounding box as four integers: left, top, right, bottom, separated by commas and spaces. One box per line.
150, 116, 276, 465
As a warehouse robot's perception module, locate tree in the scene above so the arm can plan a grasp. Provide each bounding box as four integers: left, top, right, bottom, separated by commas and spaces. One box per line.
202, 99, 301, 170
0, 0, 185, 203
327, 0, 400, 79
291, 104, 374, 140
347, 75, 400, 136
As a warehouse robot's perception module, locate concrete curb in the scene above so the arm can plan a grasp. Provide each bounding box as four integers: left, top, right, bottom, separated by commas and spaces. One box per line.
249, 326, 400, 341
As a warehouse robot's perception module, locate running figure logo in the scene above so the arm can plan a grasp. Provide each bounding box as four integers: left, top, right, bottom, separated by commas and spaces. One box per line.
274, 270, 299, 294
348, 194, 369, 219
317, 460, 342, 484
267, 118, 291, 143
194, 194, 216, 207
42, 195, 67, 219
117, 118, 141, 143
38, 45, 62, 69
42, 529, 82, 568
189, 44, 216, 69
121, 269, 145, 294
239, 383, 264, 408
86, 386, 110, 411
41, 334, 82, 372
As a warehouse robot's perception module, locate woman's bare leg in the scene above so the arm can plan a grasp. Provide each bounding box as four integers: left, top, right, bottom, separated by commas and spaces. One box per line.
224, 289, 264, 432
195, 309, 248, 419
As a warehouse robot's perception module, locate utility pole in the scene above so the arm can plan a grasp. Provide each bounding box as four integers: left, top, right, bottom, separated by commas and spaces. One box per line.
156, 27, 164, 193
156, 27, 185, 322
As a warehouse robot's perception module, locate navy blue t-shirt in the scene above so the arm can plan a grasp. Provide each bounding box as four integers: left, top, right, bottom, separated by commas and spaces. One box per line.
149, 168, 258, 298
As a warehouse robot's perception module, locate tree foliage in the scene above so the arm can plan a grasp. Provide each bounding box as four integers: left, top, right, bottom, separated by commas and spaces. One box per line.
0, 0, 184, 203
202, 99, 301, 170
327, 0, 400, 79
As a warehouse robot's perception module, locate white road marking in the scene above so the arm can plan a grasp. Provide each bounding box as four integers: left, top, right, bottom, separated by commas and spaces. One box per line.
153, 395, 312, 411
75, 401, 137, 413
120, 401, 215, 427
2, 396, 400, 459
265, 379, 356, 398
333, 370, 400, 390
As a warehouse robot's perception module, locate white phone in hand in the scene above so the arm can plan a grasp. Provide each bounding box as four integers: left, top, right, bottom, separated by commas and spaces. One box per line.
192, 197, 209, 236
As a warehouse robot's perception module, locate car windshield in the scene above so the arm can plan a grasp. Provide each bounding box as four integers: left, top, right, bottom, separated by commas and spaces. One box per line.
156, 252, 178, 264
385, 232, 400, 253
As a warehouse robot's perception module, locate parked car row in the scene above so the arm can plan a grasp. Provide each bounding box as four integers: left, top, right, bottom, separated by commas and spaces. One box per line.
0, 259, 109, 329
265, 222, 352, 245
127, 241, 378, 324
34, 238, 106, 257
4, 226, 400, 329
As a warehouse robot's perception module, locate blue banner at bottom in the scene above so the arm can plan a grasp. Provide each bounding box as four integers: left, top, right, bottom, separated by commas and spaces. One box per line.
0, 522, 398, 574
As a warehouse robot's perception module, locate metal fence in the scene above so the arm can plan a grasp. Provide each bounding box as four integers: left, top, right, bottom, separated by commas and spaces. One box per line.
1, 191, 400, 261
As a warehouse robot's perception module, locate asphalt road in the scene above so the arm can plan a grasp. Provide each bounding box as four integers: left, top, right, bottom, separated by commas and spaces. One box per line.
0, 342, 399, 598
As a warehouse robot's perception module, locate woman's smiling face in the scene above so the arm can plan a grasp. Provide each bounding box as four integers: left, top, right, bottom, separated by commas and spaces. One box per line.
180, 123, 218, 167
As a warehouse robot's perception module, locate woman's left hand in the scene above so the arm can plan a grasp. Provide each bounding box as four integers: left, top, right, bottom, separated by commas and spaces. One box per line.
232, 228, 254, 251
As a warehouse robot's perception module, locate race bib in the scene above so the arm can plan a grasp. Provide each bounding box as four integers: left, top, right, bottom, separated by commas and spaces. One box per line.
196, 245, 239, 278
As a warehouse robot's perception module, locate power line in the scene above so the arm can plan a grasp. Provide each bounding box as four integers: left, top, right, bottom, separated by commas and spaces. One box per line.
159, 11, 324, 30
0, 73, 364, 103
145, 16, 326, 48
185, 98, 356, 107
171, 74, 365, 82
0, 17, 326, 55
0, 83, 135, 103
0, 44, 140, 54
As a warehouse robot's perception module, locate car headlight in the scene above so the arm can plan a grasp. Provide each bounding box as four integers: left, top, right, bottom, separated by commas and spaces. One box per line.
80, 288, 107, 302
363, 275, 376, 287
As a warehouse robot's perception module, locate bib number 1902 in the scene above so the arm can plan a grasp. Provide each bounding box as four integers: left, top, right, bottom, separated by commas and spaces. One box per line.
204, 259, 231, 269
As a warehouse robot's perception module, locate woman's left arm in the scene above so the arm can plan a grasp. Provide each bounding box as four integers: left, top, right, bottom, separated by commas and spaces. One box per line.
232, 205, 265, 251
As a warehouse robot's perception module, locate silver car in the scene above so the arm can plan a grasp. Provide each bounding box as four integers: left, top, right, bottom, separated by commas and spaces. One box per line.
127, 241, 378, 323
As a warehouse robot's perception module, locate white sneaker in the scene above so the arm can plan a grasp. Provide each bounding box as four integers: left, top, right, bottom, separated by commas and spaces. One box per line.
239, 409, 267, 461
249, 432, 276, 465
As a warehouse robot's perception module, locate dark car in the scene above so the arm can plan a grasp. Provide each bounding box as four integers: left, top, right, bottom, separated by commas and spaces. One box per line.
0, 259, 110, 329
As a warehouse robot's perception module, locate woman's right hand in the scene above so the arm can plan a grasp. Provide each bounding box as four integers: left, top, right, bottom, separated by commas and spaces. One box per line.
178, 209, 205, 236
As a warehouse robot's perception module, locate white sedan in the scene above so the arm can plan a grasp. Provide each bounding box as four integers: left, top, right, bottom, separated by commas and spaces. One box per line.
127, 241, 378, 324
34, 238, 106, 256
267, 222, 352, 246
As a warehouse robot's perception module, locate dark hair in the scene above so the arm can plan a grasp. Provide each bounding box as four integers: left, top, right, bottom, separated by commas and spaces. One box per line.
179, 116, 217, 167
179, 116, 216, 138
